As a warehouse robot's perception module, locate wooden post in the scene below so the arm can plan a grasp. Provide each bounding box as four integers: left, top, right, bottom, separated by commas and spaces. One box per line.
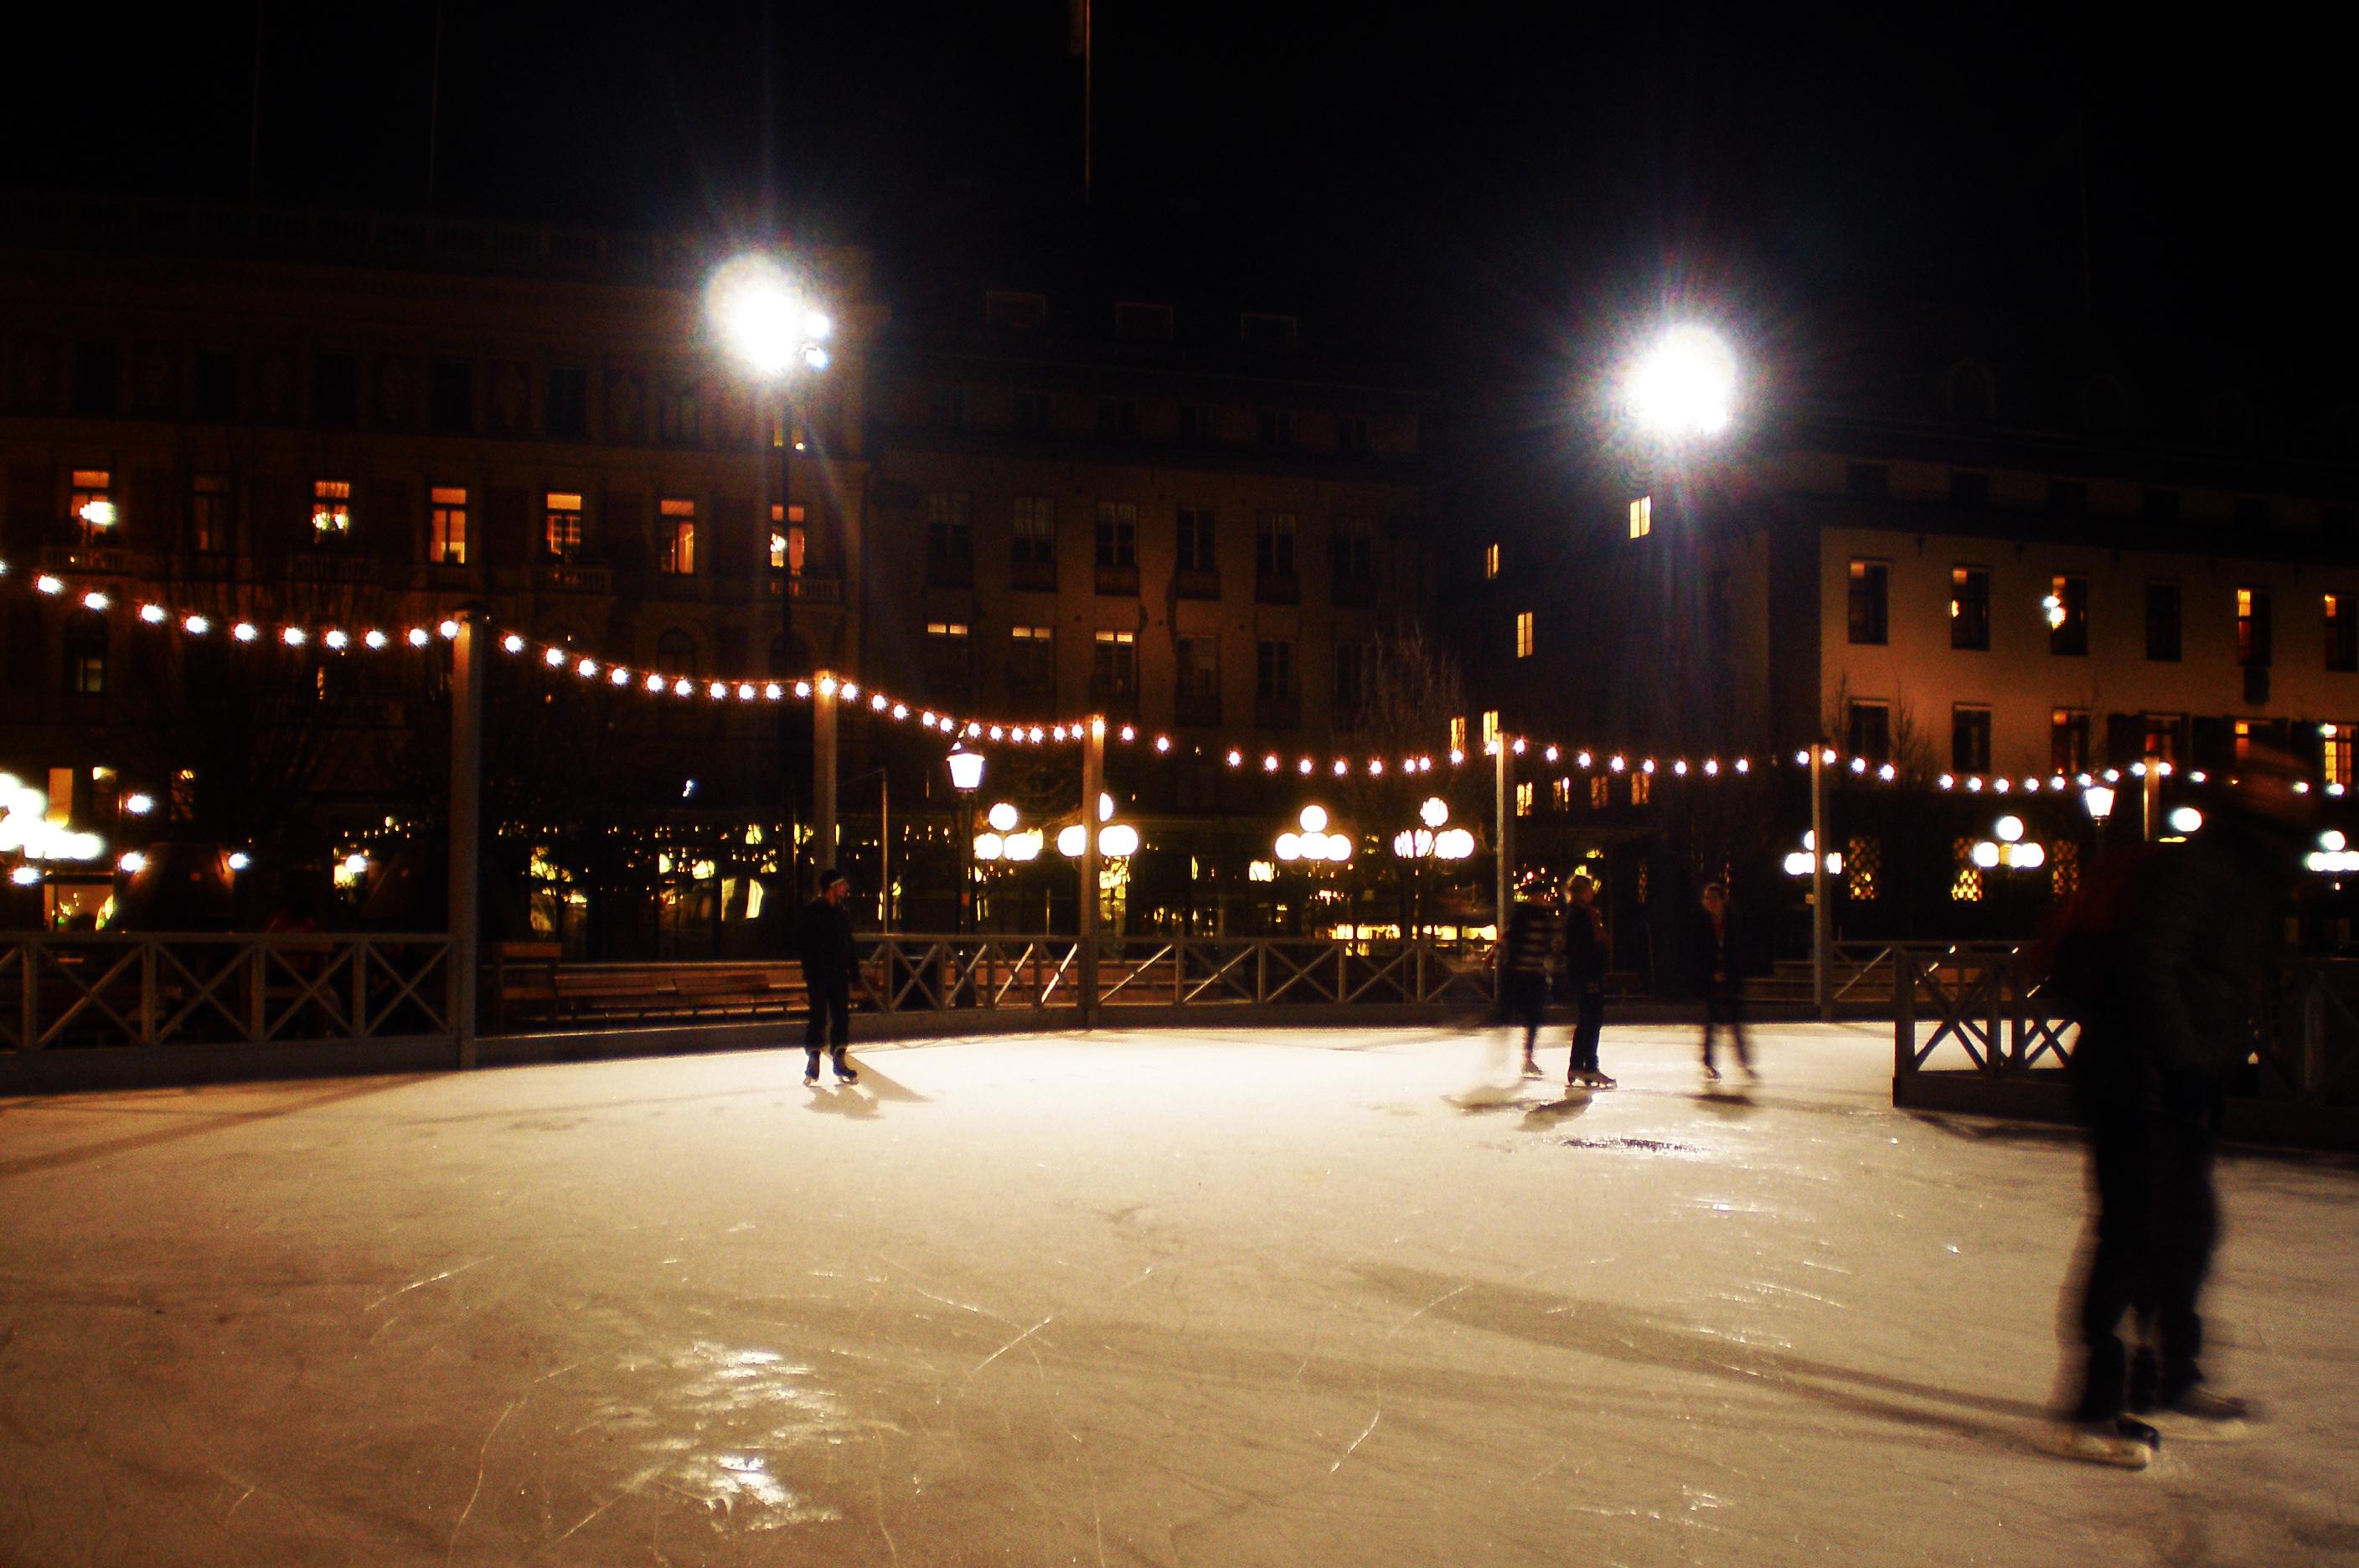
813, 668, 839, 888
448, 611, 483, 1067
1081, 716, 1103, 1028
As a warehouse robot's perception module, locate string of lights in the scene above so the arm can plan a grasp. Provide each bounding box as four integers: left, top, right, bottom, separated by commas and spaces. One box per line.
8, 560, 2344, 798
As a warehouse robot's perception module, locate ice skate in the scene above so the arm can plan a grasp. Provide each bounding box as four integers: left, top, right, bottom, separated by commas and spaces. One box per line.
803, 1068, 820, 1087
1520, 1057, 1545, 1079
2044, 1416, 2160, 1468
1576, 1070, 1617, 1089
1702, 1064, 1722, 1082
2146, 1387, 2253, 1442
832, 1052, 859, 1086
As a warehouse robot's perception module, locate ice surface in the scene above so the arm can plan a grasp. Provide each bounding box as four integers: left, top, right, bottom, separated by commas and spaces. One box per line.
3, 1022, 2356, 1565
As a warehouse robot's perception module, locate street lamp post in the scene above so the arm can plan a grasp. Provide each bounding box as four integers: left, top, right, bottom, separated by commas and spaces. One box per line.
947, 745, 984, 937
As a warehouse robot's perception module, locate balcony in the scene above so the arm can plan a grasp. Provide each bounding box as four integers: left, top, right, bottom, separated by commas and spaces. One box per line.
1094, 563, 1140, 596
764, 571, 843, 605
926, 556, 974, 590
1173, 567, 1221, 601
1174, 690, 1221, 728
1254, 695, 1302, 730
1009, 558, 1057, 593
39, 544, 136, 575
1331, 575, 1378, 608
1006, 683, 1058, 720
1254, 572, 1300, 606
286, 553, 379, 585
536, 561, 612, 593
413, 561, 483, 591
1087, 680, 1140, 720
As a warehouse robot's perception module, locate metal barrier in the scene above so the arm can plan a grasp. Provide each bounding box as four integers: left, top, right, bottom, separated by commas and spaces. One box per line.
0, 933, 454, 1052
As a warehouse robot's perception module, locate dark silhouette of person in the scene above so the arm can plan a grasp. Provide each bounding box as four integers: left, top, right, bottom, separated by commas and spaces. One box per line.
2050, 747, 2309, 1463
799, 869, 859, 1086
1562, 874, 1612, 1086
1497, 886, 1559, 1076
1693, 882, 1752, 1081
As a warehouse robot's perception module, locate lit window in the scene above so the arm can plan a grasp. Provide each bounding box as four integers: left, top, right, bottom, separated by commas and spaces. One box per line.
1515, 781, 1534, 817
189, 474, 229, 553
311, 479, 352, 540
2048, 575, 2088, 656
1552, 777, 1572, 810
2237, 587, 2271, 667
1484, 543, 1500, 579
545, 493, 585, 562
1092, 629, 1138, 694
1630, 773, 1652, 806
2327, 592, 2356, 673
2325, 725, 2353, 787
1481, 711, 1500, 746
1448, 716, 1467, 752
660, 498, 695, 575
1629, 496, 1651, 539
925, 621, 971, 641
2233, 719, 2254, 762
1847, 560, 1889, 645
1515, 611, 1535, 658
770, 503, 806, 574
70, 470, 115, 543
1589, 776, 1610, 809
428, 486, 468, 565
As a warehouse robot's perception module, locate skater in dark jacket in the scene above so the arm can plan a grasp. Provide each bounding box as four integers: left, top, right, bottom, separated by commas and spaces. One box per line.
1561, 874, 1613, 1086
2049, 750, 2309, 1466
799, 869, 860, 1086
1692, 883, 1752, 1081
1498, 889, 1559, 1077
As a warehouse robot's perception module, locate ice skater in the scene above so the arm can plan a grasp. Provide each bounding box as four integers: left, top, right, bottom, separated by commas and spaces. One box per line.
1694, 882, 1752, 1082
2045, 751, 2307, 1467
1498, 882, 1560, 1077
799, 868, 860, 1086
1561, 873, 1613, 1087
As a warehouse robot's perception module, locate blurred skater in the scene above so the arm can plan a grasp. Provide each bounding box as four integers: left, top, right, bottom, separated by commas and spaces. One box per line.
2046, 751, 2308, 1467
800, 868, 860, 1086
1498, 884, 1560, 1078
1562, 873, 1613, 1087
1694, 882, 1752, 1081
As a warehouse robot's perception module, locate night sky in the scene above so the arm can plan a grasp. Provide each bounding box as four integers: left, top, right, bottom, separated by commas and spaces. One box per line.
7, 5, 2347, 383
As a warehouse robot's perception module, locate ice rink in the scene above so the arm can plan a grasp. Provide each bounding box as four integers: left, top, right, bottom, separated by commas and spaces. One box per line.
3, 1022, 2356, 1566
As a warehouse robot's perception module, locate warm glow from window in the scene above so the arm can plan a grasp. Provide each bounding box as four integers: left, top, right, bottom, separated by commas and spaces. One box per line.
428, 486, 467, 565
1629, 496, 1651, 539
1515, 781, 1534, 817
1448, 716, 1466, 752
312, 479, 351, 536
1484, 543, 1500, 578
662, 498, 695, 575
1481, 710, 1500, 745
1515, 611, 1534, 658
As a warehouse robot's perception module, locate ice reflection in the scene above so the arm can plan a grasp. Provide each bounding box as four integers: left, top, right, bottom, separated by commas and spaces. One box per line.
584, 1342, 849, 1532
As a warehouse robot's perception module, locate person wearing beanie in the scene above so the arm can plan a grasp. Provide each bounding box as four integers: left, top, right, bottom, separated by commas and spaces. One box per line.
799, 869, 859, 1086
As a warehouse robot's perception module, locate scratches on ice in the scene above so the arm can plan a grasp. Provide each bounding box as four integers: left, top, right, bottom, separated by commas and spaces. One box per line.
363, 1256, 488, 1313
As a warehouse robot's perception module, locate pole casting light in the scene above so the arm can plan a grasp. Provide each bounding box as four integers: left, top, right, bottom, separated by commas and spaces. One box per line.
706, 254, 833, 377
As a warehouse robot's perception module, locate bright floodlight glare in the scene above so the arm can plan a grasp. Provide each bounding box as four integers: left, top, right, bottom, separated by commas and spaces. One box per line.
1100, 823, 1140, 858
1626, 325, 1737, 437
947, 749, 985, 792
707, 255, 828, 378
1419, 797, 1449, 828
1299, 804, 1329, 833
1995, 815, 2024, 843
1056, 823, 1087, 858
2169, 806, 2203, 834
2083, 784, 2116, 821
986, 802, 1019, 833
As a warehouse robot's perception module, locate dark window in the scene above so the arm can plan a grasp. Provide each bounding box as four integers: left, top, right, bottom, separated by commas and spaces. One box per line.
2328, 592, 2356, 673
1008, 626, 1054, 695
925, 491, 972, 561
1950, 566, 1990, 651
1330, 517, 1374, 583
65, 612, 108, 694
1847, 560, 1888, 645
1177, 636, 1220, 703
655, 630, 695, 677
1176, 506, 1216, 572
1334, 642, 1370, 725
1949, 470, 1990, 508
2146, 584, 2182, 662
658, 382, 699, 446
2048, 478, 2088, 516
1338, 415, 1370, 457
1011, 497, 1056, 564
2143, 714, 2184, 763
2052, 709, 2091, 774
1178, 403, 1213, 443
1256, 638, 1295, 699
431, 359, 475, 433
1845, 462, 1889, 500
1013, 391, 1050, 433
1951, 708, 1991, 772
193, 349, 236, 420
2236, 495, 2272, 530
2143, 487, 2181, 525
1097, 398, 1137, 438
2048, 575, 2088, 656
546, 367, 589, 438
1094, 502, 1137, 567
189, 474, 230, 553
2237, 587, 2272, 668
1256, 512, 1297, 578
313, 353, 357, 426
1846, 701, 1890, 762
1091, 630, 1138, 694
1256, 410, 1293, 451
71, 340, 119, 415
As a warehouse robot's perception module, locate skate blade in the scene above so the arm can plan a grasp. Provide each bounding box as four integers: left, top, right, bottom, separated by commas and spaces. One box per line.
2037, 1426, 2156, 1469
2145, 1413, 2249, 1444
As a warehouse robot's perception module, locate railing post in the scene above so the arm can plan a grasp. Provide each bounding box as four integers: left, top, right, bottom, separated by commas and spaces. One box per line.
249, 937, 266, 1044
1893, 946, 1915, 1081
140, 938, 157, 1046
2299, 967, 2326, 1101
20, 939, 38, 1050
351, 940, 369, 1039
1810, 743, 1832, 1019
1173, 935, 1185, 1005
1080, 717, 1103, 1029
449, 611, 485, 1069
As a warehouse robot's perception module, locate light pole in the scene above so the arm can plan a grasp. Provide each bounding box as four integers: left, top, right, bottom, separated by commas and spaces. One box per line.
707, 253, 832, 890
947, 745, 984, 937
